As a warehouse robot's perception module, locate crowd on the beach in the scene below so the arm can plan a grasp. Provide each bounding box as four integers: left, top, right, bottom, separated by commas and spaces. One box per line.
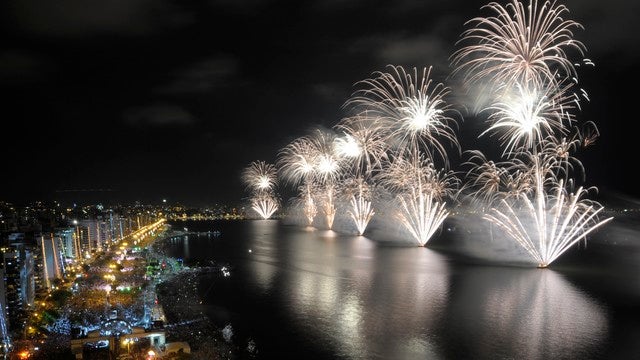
155, 269, 239, 359
147, 233, 258, 359
12, 227, 257, 359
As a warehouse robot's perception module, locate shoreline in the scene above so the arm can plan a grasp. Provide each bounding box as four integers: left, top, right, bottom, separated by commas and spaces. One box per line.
151, 231, 248, 359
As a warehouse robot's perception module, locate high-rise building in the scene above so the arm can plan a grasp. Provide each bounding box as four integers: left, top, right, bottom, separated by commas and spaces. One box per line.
37, 234, 65, 290
0, 244, 35, 333
0, 267, 10, 352
78, 219, 111, 254
56, 227, 77, 259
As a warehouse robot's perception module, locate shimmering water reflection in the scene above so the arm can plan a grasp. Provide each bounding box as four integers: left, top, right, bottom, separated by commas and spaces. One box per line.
442, 266, 608, 359
163, 219, 637, 359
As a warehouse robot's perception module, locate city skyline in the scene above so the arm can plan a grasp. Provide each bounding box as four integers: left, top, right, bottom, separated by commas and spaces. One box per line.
1, 0, 638, 207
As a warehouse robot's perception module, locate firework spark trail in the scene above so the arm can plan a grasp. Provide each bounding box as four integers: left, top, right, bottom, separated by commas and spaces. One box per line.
241, 160, 280, 219
450, 0, 587, 91
460, 150, 512, 209
308, 128, 343, 185
334, 132, 361, 160
242, 160, 278, 193
277, 136, 316, 187
379, 153, 459, 201
318, 184, 337, 229
539, 134, 584, 183
277, 129, 345, 229
480, 80, 583, 157
278, 136, 318, 225
333, 115, 388, 179
378, 153, 459, 245
250, 193, 280, 220
349, 191, 375, 236
453, 0, 611, 266
463, 148, 611, 266
484, 157, 612, 267
338, 64, 462, 243
332, 117, 388, 234
301, 185, 318, 226
308, 128, 343, 229
339, 177, 375, 236
268, 0, 608, 261
346, 65, 460, 168
397, 188, 450, 247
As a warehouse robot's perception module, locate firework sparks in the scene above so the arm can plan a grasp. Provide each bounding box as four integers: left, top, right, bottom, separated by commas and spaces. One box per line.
346, 65, 460, 167
378, 153, 460, 246
480, 80, 580, 157
268, 0, 609, 262
250, 192, 280, 220
484, 155, 612, 267
453, 0, 611, 266
277, 129, 345, 229
462, 146, 610, 266
242, 160, 278, 193
242, 160, 280, 219
451, 0, 587, 90
277, 136, 318, 226
333, 115, 388, 178
332, 117, 388, 235
277, 136, 316, 187
461, 150, 513, 209
339, 177, 375, 236
307, 128, 343, 229
338, 64, 461, 242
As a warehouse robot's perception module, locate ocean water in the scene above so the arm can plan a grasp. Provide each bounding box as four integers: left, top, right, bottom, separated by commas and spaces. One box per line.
162, 214, 639, 359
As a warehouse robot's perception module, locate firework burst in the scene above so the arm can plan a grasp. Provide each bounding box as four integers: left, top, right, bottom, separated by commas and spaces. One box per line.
484, 154, 612, 267
242, 160, 278, 193
277, 129, 345, 229
378, 153, 460, 246
307, 128, 343, 229
454, 0, 610, 267
346, 65, 460, 167
480, 80, 581, 157
333, 115, 388, 178
241, 160, 280, 219
250, 192, 280, 220
339, 177, 376, 236
461, 150, 513, 209
277, 136, 316, 187
332, 116, 389, 235
451, 0, 587, 90
277, 136, 318, 226
340, 64, 461, 243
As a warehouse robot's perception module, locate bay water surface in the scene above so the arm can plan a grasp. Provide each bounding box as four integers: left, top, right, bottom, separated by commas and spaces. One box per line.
162, 215, 639, 359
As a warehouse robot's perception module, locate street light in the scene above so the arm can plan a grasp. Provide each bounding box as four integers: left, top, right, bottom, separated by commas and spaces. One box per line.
73, 220, 81, 262
123, 339, 131, 354
105, 285, 111, 306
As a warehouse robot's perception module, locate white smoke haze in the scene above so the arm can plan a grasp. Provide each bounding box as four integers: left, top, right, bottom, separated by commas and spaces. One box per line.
443, 211, 548, 266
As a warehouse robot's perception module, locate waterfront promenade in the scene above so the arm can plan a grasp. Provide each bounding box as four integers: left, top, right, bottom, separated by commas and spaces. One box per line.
7, 222, 242, 359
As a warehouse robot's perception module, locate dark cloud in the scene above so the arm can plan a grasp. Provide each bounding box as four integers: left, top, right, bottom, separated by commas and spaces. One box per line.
155, 55, 239, 94
375, 34, 452, 70
206, 0, 273, 14
0, 49, 50, 82
310, 82, 349, 105
123, 104, 196, 127
5, 0, 194, 38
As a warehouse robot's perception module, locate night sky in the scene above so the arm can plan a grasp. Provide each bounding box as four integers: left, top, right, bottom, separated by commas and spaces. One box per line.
1, 0, 638, 207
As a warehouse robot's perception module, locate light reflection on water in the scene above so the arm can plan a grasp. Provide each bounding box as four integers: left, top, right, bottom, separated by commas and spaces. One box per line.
442, 266, 608, 359
162, 219, 633, 359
